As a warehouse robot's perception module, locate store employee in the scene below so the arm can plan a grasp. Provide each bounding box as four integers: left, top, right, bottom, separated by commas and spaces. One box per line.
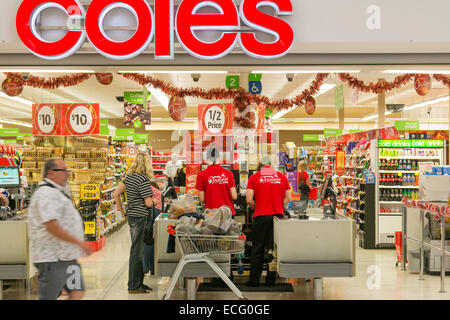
196, 147, 237, 216
246, 156, 292, 286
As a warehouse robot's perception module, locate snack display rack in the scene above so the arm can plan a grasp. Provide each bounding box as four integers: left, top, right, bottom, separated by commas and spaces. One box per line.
21, 135, 130, 242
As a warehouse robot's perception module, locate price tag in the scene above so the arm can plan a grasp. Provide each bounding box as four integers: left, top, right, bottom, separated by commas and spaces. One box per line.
62, 104, 100, 135
80, 184, 100, 199
84, 222, 96, 235
398, 173, 402, 177
203, 105, 226, 134
32, 104, 62, 135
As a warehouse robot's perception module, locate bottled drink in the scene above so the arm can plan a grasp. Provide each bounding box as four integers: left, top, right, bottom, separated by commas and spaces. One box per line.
398, 174, 403, 186
398, 159, 404, 170
394, 159, 398, 170
407, 159, 412, 170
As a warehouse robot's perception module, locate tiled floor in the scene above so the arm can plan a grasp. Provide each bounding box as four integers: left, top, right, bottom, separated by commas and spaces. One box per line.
2, 223, 449, 300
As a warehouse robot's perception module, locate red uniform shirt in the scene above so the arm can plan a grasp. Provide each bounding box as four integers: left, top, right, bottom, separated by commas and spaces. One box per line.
247, 167, 290, 217
196, 165, 236, 215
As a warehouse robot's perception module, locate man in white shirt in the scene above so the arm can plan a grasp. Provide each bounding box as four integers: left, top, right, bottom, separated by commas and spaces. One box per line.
28, 159, 92, 300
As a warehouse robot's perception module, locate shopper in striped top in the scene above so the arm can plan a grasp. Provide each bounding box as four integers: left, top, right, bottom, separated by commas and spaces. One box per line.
114, 152, 157, 294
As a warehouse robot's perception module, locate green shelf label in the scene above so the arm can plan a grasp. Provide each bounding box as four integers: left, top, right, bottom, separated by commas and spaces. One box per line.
379, 140, 444, 148
395, 121, 420, 131
0, 128, 19, 136
324, 128, 343, 137
303, 134, 320, 141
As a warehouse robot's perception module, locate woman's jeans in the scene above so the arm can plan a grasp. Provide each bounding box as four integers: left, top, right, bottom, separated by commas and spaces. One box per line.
128, 216, 147, 290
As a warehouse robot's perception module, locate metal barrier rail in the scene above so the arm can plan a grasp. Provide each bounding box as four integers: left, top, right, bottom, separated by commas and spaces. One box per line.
401, 205, 448, 294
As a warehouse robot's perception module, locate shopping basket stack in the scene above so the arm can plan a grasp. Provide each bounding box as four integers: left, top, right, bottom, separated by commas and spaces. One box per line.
163, 225, 247, 300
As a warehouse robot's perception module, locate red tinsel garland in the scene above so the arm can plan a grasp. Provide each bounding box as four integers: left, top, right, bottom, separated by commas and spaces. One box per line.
433, 74, 450, 88
4, 72, 93, 90
337, 73, 415, 94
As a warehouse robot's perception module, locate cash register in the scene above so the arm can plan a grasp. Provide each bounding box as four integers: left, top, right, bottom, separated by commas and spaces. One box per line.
0, 166, 24, 221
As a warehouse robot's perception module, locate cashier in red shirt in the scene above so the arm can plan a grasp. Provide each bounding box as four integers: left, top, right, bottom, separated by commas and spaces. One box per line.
246, 156, 292, 287
196, 148, 237, 216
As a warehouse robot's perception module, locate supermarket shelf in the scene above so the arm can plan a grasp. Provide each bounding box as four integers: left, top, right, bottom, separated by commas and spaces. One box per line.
379, 201, 403, 204
379, 170, 419, 173
102, 187, 117, 194
379, 185, 419, 189
379, 213, 403, 216
379, 156, 441, 160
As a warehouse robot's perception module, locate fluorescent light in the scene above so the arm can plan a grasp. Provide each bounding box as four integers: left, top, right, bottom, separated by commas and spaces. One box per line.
108, 125, 116, 130
0, 69, 96, 73
147, 85, 170, 110
383, 70, 450, 74
271, 84, 336, 120
0, 119, 32, 128
403, 96, 449, 111
361, 111, 392, 121
252, 70, 360, 74
0, 92, 34, 106
120, 70, 228, 74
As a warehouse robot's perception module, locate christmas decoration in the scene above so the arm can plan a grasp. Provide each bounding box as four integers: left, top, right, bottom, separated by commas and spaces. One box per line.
168, 96, 187, 121
2, 76, 24, 97
304, 95, 316, 115
337, 73, 415, 94
95, 73, 113, 85
414, 74, 431, 96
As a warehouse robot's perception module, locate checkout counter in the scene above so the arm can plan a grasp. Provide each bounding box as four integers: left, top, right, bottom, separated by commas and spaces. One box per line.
274, 208, 356, 299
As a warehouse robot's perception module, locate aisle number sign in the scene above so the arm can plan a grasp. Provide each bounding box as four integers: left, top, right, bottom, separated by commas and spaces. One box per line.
394, 121, 420, 131
80, 184, 101, 200
324, 128, 343, 137
226, 76, 239, 89
379, 140, 444, 148
84, 222, 96, 235
303, 134, 320, 141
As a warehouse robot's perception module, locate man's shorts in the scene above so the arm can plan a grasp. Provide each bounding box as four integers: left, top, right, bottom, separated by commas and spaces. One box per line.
34, 260, 85, 300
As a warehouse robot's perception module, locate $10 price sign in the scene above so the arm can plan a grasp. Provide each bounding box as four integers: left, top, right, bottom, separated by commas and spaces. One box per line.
32, 104, 62, 135
63, 104, 100, 135
32, 104, 100, 136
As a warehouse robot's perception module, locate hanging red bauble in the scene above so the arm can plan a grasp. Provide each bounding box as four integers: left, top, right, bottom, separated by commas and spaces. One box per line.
414, 74, 431, 96
168, 96, 187, 121
95, 73, 113, 85
2, 77, 24, 97
305, 95, 316, 115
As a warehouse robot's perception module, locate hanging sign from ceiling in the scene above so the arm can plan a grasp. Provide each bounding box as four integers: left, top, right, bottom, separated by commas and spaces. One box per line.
199, 104, 234, 135
16, 0, 295, 61
32, 104, 62, 136
62, 103, 100, 135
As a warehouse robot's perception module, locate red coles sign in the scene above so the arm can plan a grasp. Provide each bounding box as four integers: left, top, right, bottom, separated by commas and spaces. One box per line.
16, 0, 295, 60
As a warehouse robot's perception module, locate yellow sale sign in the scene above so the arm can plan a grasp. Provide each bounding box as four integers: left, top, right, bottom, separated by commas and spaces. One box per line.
84, 222, 96, 235
80, 184, 100, 200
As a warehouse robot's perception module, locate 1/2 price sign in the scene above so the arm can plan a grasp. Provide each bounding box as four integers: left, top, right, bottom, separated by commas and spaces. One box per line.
62, 104, 100, 135
198, 104, 234, 135
32, 104, 62, 135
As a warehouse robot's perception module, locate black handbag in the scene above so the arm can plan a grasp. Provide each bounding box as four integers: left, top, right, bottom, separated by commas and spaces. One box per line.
143, 208, 155, 246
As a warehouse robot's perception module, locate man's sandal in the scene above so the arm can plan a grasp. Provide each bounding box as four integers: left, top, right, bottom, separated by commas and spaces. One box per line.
128, 285, 152, 294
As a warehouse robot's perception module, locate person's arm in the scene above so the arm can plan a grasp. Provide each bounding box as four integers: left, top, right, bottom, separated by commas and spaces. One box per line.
284, 189, 292, 205
230, 187, 238, 201
44, 220, 93, 256
199, 191, 205, 203
143, 197, 156, 208
113, 183, 126, 216
246, 189, 255, 209
0, 194, 8, 206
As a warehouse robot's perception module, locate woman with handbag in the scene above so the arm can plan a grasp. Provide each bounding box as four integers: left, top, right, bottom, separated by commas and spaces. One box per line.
114, 152, 157, 294
298, 161, 311, 214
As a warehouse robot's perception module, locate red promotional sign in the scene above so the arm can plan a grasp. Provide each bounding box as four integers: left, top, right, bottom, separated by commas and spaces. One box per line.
32, 104, 62, 136
16, 0, 294, 61
255, 104, 266, 135
2, 78, 24, 97
199, 104, 234, 135
62, 104, 100, 135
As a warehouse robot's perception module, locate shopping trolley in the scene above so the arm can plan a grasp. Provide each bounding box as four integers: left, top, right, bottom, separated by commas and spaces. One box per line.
163, 225, 247, 300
